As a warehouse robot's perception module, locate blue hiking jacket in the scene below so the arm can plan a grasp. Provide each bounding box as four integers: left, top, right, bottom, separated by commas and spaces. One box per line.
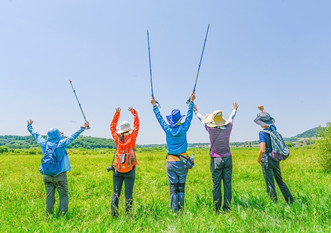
27, 124, 85, 175
153, 102, 194, 155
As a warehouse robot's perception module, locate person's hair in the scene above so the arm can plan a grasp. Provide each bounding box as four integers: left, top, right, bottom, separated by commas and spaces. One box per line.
120, 134, 125, 143
120, 131, 131, 142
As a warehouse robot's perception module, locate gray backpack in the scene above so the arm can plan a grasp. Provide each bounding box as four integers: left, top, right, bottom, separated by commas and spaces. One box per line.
263, 128, 290, 161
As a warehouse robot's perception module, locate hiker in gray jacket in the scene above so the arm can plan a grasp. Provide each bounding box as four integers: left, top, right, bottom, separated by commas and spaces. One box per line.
27, 120, 89, 216
254, 105, 294, 204
194, 102, 238, 212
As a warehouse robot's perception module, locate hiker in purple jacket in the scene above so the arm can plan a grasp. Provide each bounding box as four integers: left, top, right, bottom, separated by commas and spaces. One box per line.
194, 102, 238, 212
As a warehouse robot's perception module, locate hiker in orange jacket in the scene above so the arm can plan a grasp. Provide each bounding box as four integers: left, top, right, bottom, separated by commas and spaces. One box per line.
110, 107, 139, 218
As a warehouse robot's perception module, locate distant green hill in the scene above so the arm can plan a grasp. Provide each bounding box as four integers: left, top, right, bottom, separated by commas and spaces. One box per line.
282, 127, 319, 147
284, 127, 319, 142
0, 127, 321, 150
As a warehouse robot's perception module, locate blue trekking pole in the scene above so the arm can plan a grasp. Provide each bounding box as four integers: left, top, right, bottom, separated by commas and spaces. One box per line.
69, 80, 90, 129
186, 24, 210, 104
147, 30, 160, 107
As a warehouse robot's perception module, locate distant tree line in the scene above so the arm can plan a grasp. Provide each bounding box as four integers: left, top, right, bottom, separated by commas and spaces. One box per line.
0, 135, 115, 150
0, 127, 321, 152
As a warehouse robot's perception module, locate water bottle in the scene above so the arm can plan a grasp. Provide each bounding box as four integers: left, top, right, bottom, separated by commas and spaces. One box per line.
131, 149, 135, 164
191, 154, 195, 164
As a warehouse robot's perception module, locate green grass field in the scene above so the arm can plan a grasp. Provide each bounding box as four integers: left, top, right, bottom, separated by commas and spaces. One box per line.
0, 147, 330, 232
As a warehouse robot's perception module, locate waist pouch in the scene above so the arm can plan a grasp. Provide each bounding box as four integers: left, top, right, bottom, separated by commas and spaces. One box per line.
167, 153, 195, 169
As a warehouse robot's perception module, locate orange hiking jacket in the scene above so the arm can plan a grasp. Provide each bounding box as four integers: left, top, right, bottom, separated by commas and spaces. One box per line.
110, 109, 139, 172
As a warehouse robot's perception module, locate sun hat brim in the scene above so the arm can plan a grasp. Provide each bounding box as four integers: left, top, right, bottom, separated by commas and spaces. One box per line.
166, 115, 185, 127
116, 128, 133, 134
253, 116, 275, 127
203, 113, 230, 128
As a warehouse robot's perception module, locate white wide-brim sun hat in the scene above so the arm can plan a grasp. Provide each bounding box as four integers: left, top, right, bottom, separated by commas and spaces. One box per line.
203, 110, 230, 128
116, 121, 133, 134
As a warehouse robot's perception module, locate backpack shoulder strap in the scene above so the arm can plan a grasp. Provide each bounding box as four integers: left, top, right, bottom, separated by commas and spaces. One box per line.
262, 129, 270, 134
130, 134, 134, 151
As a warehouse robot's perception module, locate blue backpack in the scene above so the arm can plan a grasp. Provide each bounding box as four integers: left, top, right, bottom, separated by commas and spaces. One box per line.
40, 141, 62, 176
263, 128, 290, 162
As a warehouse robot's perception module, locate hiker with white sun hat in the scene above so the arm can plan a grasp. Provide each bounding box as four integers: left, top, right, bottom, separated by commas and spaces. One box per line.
194, 102, 239, 212
110, 107, 140, 218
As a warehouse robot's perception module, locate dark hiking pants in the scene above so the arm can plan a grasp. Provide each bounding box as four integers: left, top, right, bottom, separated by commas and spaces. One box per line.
210, 156, 232, 212
261, 157, 294, 204
111, 167, 135, 217
167, 161, 188, 213
43, 172, 69, 216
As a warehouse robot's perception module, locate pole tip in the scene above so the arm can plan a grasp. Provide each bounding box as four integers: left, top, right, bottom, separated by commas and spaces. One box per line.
69, 80, 72, 83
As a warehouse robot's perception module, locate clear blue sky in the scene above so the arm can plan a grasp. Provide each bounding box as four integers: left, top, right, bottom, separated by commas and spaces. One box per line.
0, 0, 330, 144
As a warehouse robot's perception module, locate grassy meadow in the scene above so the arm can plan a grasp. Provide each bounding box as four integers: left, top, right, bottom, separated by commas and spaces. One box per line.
0, 147, 330, 232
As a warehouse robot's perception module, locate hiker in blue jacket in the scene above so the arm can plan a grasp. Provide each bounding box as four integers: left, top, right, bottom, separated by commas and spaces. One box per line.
27, 120, 89, 216
254, 106, 294, 204
151, 93, 196, 212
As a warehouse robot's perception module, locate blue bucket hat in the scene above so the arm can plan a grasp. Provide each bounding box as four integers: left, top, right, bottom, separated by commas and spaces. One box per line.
47, 128, 63, 142
254, 112, 275, 127
166, 109, 185, 127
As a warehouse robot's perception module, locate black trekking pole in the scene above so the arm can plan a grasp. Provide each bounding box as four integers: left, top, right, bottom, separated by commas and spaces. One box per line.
147, 30, 160, 107
69, 80, 90, 129
186, 24, 210, 104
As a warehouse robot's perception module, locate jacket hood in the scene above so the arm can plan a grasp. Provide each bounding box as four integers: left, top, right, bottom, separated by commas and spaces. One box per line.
169, 124, 183, 136
47, 128, 63, 142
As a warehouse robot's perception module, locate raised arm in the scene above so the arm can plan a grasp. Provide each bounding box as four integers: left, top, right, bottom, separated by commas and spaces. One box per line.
110, 108, 121, 143
182, 93, 195, 131
258, 105, 266, 112
151, 97, 169, 132
228, 102, 239, 123
26, 120, 46, 146
257, 105, 276, 130
194, 104, 205, 125
58, 121, 88, 148
152, 106, 169, 133
129, 107, 139, 139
